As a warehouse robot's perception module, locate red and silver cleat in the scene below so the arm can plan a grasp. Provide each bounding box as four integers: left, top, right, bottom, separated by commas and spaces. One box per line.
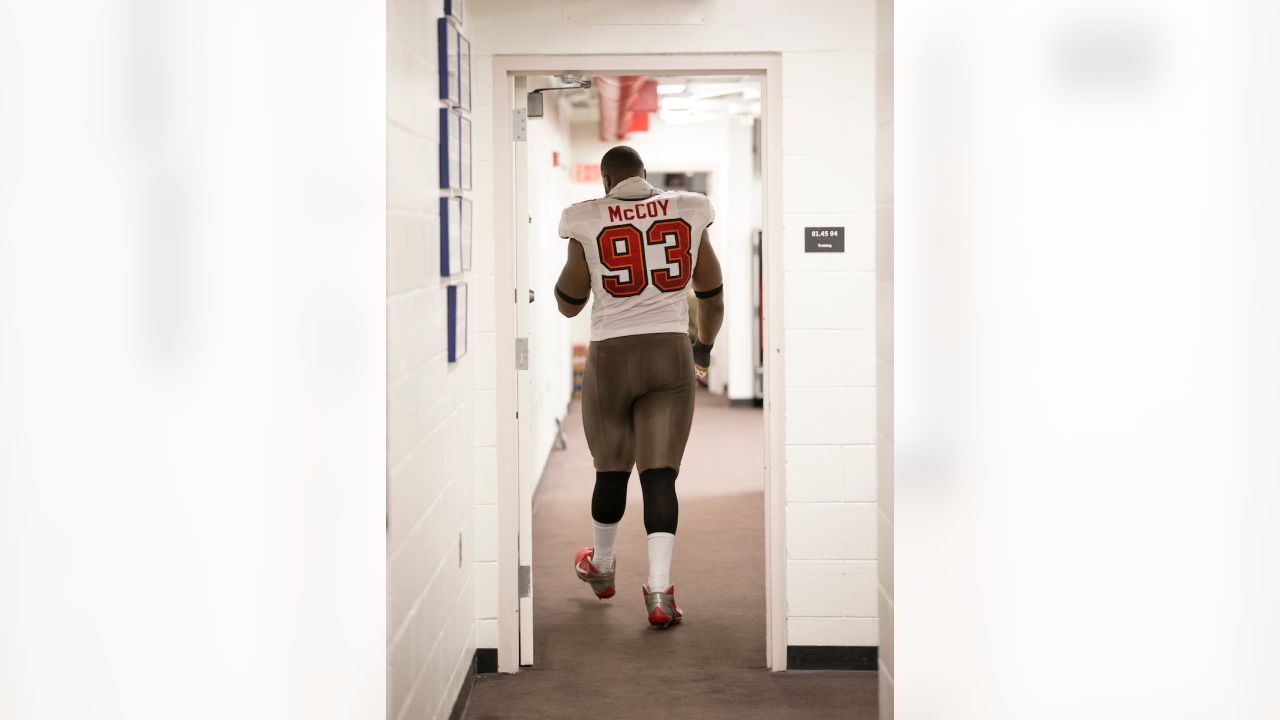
643, 585, 683, 628
574, 548, 616, 599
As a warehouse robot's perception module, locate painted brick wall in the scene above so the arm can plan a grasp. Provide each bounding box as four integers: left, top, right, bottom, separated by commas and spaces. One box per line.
467, 38, 500, 658
468, 0, 886, 653
387, 0, 478, 716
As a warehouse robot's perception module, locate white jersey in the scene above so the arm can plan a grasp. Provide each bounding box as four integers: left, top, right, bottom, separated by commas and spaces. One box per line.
559, 176, 715, 342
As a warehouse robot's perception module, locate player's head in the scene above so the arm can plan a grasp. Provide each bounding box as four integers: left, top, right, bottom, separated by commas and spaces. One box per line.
600, 146, 646, 193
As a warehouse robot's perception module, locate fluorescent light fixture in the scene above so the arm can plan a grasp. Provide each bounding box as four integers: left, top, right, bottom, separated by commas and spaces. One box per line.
660, 107, 725, 125
656, 83, 686, 95
659, 109, 696, 124
691, 87, 743, 100
659, 96, 697, 109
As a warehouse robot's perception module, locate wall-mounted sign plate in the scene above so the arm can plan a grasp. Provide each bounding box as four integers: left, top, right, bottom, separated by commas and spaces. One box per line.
804, 226, 845, 253
460, 115, 472, 190
458, 33, 471, 112
445, 0, 463, 24
448, 283, 468, 363
440, 197, 462, 277
437, 19, 460, 106
439, 108, 461, 190
458, 196, 473, 271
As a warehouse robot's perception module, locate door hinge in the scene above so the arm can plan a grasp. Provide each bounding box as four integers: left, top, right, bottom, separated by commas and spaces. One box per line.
515, 337, 529, 370
513, 108, 527, 142
519, 565, 532, 598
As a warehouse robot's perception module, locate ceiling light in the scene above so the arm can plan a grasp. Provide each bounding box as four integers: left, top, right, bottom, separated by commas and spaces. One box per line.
660, 107, 726, 125
660, 96, 696, 109
691, 87, 742, 100
656, 84, 686, 95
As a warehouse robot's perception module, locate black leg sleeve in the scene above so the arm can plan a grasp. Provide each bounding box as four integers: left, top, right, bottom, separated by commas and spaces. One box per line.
591, 470, 631, 524
639, 467, 679, 535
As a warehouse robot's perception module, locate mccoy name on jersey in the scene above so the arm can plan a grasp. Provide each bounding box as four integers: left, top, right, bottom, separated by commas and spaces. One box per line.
558, 176, 715, 341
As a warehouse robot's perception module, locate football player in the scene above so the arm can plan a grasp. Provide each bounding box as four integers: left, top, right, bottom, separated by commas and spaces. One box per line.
555, 146, 724, 628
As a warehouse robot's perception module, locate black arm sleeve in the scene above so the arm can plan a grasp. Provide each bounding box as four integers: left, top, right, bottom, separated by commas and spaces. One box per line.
555, 286, 588, 306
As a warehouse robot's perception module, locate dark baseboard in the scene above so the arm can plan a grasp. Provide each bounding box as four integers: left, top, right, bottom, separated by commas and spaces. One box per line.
728, 398, 761, 408
447, 649, 499, 720
787, 645, 878, 672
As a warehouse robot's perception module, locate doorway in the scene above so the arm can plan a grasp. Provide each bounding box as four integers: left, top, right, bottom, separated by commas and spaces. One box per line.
491, 54, 786, 674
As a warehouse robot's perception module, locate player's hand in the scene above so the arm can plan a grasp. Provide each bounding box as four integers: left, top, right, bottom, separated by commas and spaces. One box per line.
692, 340, 712, 379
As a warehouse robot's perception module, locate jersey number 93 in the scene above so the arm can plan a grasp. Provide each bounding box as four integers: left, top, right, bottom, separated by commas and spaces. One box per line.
595, 219, 693, 298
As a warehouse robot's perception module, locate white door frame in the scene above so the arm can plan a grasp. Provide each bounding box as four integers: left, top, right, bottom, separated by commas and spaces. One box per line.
492, 53, 787, 673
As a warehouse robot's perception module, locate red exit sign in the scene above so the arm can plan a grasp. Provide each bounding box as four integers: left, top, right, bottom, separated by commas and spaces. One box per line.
574, 163, 601, 183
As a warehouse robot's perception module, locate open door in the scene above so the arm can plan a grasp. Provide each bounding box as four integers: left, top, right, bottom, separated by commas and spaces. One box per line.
512, 76, 536, 667
495, 56, 786, 673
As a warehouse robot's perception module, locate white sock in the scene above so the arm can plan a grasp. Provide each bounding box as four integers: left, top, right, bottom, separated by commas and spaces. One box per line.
646, 532, 675, 590
592, 520, 618, 572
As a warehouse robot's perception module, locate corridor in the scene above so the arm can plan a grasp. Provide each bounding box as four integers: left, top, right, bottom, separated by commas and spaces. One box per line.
464, 391, 877, 720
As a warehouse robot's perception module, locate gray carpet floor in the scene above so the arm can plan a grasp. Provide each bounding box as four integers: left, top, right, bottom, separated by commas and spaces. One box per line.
464, 390, 878, 720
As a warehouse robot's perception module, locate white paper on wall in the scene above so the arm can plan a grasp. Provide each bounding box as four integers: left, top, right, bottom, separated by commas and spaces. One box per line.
438, 18, 460, 106
447, 282, 468, 362
460, 116, 472, 190
458, 33, 471, 112
458, 197, 473, 272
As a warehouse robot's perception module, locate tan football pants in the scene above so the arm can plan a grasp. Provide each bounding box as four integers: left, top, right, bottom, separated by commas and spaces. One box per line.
581, 332, 696, 472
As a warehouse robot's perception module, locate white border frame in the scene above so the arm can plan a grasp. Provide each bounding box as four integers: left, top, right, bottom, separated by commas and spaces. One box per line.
492, 53, 786, 672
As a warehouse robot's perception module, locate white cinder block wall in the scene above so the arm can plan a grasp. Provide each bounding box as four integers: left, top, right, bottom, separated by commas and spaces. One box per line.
875, 0, 894, 716
387, 0, 478, 717
468, 33, 501, 658
469, 0, 885, 657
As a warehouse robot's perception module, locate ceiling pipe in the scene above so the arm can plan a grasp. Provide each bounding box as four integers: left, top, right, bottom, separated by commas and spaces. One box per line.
593, 75, 648, 141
